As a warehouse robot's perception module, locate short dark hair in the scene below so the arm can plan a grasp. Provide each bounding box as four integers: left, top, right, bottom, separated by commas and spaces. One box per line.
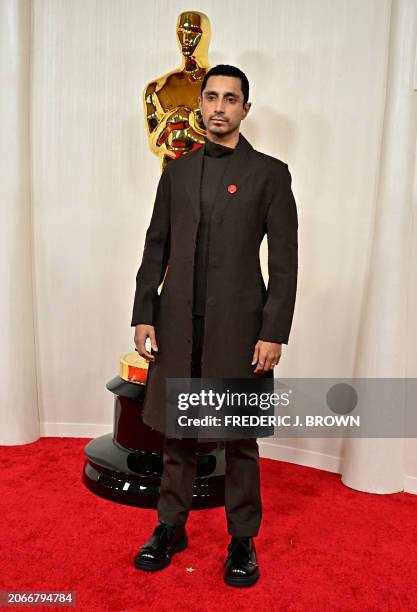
201, 64, 250, 104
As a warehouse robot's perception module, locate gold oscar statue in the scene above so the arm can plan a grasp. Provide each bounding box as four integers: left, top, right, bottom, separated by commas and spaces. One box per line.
120, 11, 211, 382
144, 10, 211, 169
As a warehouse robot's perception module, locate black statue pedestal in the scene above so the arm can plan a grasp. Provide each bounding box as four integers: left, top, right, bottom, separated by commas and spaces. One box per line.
82, 375, 225, 508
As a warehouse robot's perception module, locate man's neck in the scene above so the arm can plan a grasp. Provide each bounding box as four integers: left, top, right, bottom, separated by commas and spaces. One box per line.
205, 131, 240, 149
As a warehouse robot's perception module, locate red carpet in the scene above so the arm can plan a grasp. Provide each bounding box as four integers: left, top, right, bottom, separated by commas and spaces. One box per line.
1, 438, 417, 611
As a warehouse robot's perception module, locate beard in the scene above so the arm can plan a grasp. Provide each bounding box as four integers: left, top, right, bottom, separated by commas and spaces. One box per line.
207, 118, 234, 136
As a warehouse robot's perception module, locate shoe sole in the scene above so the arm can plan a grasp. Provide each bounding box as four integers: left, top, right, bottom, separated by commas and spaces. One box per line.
224, 567, 260, 588
134, 535, 188, 571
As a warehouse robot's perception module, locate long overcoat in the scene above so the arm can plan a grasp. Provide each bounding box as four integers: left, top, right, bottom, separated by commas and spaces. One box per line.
131, 133, 298, 436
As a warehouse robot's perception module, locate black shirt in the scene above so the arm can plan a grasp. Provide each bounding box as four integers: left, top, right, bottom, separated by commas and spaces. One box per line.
193, 139, 234, 316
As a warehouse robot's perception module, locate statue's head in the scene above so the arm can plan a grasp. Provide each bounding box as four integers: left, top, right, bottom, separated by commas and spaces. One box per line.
176, 11, 211, 61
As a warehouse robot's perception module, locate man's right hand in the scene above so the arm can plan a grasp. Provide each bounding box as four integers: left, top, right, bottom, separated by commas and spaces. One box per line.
134, 324, 159, 362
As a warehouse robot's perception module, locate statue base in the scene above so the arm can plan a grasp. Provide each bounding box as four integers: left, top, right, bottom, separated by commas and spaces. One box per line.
82, 373, 225, 509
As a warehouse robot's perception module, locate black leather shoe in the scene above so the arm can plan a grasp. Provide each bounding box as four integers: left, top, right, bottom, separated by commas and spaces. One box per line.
224, 536, 259, 587
134, 522, 188, 571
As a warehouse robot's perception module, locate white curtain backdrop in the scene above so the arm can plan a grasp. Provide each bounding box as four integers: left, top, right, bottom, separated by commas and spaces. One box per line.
1, 0, 416, 494
342, 0, 417, 493
0, 0, 39, 444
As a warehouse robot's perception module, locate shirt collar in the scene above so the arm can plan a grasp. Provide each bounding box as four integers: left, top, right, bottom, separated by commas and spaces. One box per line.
204, 137, 235, 157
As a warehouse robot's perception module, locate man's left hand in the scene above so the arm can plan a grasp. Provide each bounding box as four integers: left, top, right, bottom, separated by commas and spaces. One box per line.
251, 340, 282, 374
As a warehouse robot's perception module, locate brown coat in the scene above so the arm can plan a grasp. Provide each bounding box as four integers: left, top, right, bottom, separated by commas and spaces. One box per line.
131, 133, 298, 435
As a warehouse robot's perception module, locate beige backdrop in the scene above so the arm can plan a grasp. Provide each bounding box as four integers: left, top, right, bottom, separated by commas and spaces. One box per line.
1, 0, 416, 494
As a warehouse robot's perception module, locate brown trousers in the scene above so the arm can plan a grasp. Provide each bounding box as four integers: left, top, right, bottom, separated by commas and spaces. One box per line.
157, 315, 262, 537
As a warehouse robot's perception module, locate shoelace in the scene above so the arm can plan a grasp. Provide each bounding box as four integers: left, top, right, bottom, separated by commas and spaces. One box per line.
227, 538, 251, 557
154, 523, 176, 543
140, 523, 176, 559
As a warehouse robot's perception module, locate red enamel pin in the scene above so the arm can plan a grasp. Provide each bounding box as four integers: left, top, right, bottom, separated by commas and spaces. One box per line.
228, 184, 238, 194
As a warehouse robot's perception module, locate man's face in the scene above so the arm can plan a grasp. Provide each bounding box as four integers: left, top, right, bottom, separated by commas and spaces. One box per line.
199, 76, 251, 138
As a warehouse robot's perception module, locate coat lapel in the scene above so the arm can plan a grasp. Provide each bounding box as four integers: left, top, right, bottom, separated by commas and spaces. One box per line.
212, 133, 254, 224
183, 132, 254, 224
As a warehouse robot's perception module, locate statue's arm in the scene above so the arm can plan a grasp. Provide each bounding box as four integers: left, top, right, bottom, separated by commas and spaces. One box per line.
144, 82, 161, 136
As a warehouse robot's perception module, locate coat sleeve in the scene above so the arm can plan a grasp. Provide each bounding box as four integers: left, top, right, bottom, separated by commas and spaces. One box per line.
258, 162, 298, 344
131, 167, 171, 326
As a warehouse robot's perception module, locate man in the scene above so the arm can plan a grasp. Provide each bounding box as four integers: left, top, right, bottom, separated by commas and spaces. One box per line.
131, 65, 298, 587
